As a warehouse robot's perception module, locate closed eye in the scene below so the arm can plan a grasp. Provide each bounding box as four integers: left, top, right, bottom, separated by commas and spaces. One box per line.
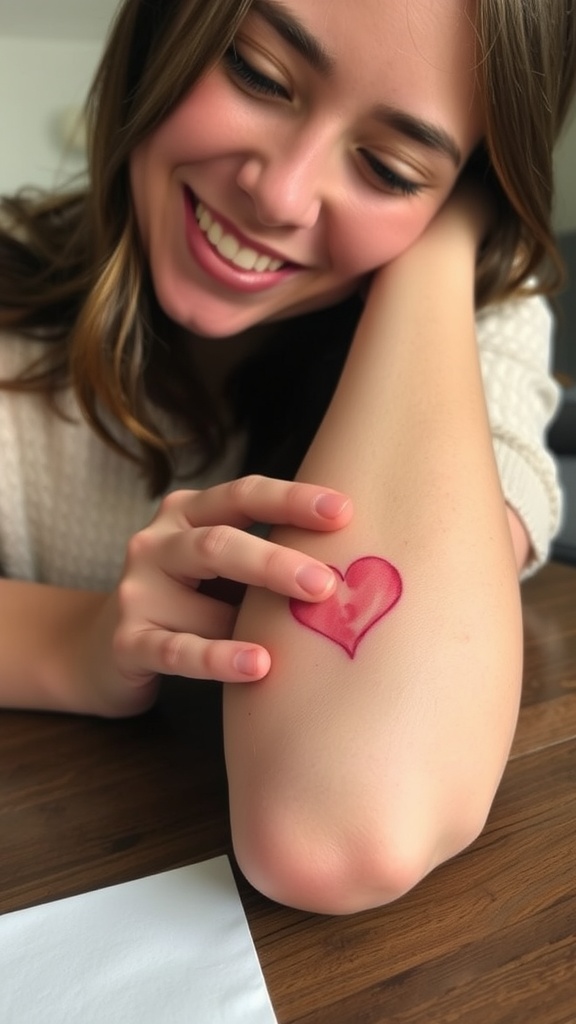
359, 149, 423, 197
223, 45, 290, 100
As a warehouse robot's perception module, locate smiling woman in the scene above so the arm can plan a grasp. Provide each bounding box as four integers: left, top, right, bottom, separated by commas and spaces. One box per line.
0, 0, 575, 913
128, 0, 481, 337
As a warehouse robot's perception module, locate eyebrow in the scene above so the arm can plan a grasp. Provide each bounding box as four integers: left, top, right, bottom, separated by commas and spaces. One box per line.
251, 0, 335, 76
372, 107, 462, 167
250, 0, 462, 167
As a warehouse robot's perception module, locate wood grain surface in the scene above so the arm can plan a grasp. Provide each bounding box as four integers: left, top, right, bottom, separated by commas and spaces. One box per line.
0, 562, 575, 1023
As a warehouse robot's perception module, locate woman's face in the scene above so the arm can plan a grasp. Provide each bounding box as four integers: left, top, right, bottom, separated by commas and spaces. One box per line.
130, 0, 482, 337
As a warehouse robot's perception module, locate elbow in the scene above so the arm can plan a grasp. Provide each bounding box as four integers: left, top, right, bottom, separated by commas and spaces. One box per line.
232, 822, 420, 916
230, 790, 487, 915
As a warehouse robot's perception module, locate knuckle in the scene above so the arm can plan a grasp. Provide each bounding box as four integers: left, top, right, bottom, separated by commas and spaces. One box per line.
157, 491, 178, 516
198, 640, 225, 680
115, 575, 139, 618
125, 527, 155, 565
156, 631, 187, 673
229, 474, 264, 506
159, 488, 195, 514
155, 488, 199, 528
262, 543, 288, 582
197, 524, 235, 562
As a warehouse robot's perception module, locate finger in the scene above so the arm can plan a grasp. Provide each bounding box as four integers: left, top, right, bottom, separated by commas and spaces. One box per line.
167, 477, 353, 532
122, 629, 271, 684
116, 576, 238, 640
163, 525, 339, 600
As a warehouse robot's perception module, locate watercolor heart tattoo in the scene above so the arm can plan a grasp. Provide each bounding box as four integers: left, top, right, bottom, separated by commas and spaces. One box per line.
289, 556, 402, 658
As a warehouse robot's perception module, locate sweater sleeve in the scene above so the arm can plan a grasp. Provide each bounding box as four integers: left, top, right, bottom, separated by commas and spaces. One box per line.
476, 293, 562, 577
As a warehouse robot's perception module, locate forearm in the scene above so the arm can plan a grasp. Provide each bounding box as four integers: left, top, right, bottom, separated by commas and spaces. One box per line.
225, 216, 524, 912
0, 579, 157, 716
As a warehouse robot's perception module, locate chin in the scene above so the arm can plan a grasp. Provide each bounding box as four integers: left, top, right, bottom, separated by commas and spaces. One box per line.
154, 273, 363, 339
181, 304, 274, 338
152, 280, 253, 338
185, 319, 252, 339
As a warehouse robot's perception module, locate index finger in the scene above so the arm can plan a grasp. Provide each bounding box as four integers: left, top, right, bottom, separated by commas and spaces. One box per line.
171, 476, 353, 531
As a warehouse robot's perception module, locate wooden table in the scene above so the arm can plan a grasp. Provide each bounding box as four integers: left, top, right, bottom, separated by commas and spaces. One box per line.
1, 561, 575, 1023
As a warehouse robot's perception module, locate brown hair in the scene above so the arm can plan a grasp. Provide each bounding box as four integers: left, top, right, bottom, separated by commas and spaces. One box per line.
0, 0, 575, 492
475, 0, 576, 300
0, 0, 253, 493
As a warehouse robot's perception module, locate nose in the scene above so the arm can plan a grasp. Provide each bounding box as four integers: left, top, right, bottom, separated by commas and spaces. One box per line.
236, 134, 328, 230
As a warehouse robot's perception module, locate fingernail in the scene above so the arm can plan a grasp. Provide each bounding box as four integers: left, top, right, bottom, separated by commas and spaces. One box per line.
233, 649, 261, 676
314, 493, 350, 519
295, 564, 335, 596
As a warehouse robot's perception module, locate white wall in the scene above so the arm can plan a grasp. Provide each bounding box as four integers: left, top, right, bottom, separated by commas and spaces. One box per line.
1, 0, 118, 42
0, 35, 101, 195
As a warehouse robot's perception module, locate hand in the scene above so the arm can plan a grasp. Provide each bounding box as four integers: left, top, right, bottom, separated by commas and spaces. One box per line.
430, 171, 497, 254
360, 172, 495, 311
110, 476, 352, 689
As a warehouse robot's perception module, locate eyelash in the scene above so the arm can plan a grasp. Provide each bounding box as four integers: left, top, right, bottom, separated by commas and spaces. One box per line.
358, 149, 422, 198
223, 45, 423, 199
223, 45, 290, 100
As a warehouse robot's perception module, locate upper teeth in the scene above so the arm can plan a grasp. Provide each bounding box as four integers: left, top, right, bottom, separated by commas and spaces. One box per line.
195, 202, 284, 272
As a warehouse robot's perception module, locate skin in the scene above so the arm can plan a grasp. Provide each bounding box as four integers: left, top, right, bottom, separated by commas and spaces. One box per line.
130, 0, 482, 336
0, 0, 532, 909
225, 184, 526, 913
289, 556, 403, 658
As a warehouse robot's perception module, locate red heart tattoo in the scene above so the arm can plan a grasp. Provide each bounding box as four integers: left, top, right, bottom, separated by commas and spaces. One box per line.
289, 556, 402, 659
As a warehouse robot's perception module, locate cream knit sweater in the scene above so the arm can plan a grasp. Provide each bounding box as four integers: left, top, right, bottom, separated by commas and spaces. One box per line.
0, 293, 561, 590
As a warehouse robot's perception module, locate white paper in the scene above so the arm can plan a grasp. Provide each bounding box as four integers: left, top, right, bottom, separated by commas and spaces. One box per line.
0, 857, 278, 1024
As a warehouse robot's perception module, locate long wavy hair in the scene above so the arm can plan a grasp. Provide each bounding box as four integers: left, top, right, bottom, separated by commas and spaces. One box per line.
0, 0, 575, 492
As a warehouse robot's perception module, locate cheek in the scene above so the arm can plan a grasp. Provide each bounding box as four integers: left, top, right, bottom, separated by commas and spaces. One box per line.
336, 202, 441, 277
150, 73, 249, 163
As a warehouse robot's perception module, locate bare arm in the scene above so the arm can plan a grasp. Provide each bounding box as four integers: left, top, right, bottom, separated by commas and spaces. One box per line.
224, 195, 526, 913
0, 581, 159, 716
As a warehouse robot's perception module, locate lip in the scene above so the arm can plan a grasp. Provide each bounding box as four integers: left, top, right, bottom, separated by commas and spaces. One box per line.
183, 188, 301, 294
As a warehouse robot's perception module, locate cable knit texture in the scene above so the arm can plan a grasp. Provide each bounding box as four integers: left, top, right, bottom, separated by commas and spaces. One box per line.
476, 294, 561, 575
0, 336, 244, 590
0, 295, 562, 588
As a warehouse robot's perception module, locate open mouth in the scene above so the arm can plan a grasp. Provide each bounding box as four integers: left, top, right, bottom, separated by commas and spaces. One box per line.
187, 189, 297, 274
